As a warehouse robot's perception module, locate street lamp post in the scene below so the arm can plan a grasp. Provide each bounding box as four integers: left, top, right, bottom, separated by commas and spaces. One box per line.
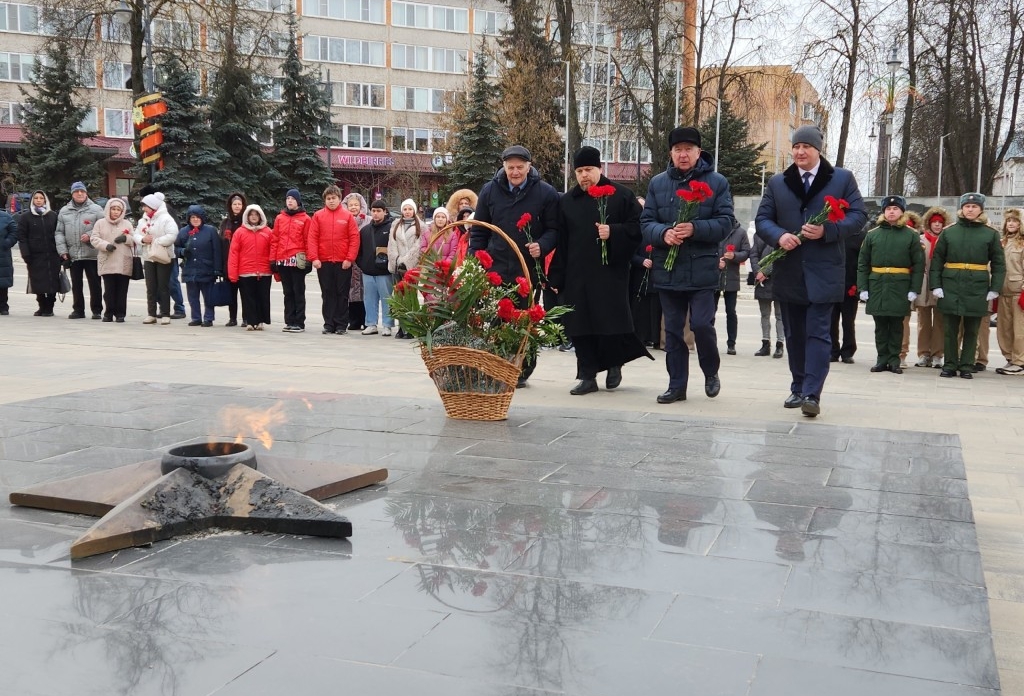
937, 132, 951, 198
883, 47, 902, 197
560, 59, 570, 193
868, 126, 877, 196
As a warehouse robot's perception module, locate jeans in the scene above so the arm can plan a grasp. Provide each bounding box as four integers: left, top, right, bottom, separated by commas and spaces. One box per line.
186, 281, 215, 323
363, 273, 394, 327
168, 258, 185, 313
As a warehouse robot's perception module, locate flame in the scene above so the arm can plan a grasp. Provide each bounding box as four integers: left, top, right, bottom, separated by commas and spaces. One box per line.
217, 402, 288, 450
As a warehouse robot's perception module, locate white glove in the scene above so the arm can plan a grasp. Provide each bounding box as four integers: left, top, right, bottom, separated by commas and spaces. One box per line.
932, 288, 944, 299
859, 291, 869, 301
907, 292, 918, 302
986, 291, 999, 301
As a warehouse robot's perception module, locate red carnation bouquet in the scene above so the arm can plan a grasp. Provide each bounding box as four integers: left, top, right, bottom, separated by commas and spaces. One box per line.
516, 213, 547, 285
757, 195, 851, 277
588, 183, 616, 265
389, 245, 571, 360
665, 180, 714, 271
637, 244, 654, 300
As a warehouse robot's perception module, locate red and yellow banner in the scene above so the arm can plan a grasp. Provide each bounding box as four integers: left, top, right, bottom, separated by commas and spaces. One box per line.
133, 93, 167, 170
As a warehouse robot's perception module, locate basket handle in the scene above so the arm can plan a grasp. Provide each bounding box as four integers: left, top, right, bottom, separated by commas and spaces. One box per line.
425, 218, 533, 302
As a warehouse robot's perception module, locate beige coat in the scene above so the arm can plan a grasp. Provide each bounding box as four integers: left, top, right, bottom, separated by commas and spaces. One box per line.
1001, 234, 1024, 297
915, 206, 952, 308
90, 199, 136, 276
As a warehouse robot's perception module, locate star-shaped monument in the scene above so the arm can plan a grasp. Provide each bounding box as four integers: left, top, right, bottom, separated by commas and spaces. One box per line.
9, 443, 387, 559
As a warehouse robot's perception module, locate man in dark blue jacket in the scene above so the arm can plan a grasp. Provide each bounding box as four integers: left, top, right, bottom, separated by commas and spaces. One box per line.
755, 125, 866, 417
641, 127, 734, 404
471, 144, 560, 387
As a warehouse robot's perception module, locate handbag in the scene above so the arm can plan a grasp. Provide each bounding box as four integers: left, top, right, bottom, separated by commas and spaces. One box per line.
295, 251, 308, 270
148, 242, 172, 264
374, 251, 389, 272
131, 251, 145, 280
746, 270, 757, 286
58, 268, 72, 295
210, 279, 233, 307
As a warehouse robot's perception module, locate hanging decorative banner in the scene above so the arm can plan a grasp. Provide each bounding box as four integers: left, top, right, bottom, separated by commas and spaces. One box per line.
133, 92, 167, 170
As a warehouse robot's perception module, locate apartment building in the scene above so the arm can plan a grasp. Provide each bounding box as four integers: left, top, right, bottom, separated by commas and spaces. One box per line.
1, 0, 716, 203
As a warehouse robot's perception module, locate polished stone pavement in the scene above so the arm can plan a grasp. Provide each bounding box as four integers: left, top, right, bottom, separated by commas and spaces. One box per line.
0, 383, 1001, 695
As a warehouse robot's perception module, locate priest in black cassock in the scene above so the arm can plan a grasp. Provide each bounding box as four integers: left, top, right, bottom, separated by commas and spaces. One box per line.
548, 146, 653, 395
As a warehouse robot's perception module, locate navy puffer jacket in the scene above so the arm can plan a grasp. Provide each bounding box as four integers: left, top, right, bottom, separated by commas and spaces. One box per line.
640, 152, 735, 292
0, 210, 17, 290
175, 205, 223, 283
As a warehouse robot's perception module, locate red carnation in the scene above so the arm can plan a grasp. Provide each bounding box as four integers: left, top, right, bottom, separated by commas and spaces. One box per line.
475, 250, 493, 269
403, 268, 420, 284
679, 190, 700, 203
527, 304, 546, 322
848, 285, 857, 297
486, 271, 502, 286
726, 244, 735, 252
645, 244, 653, 253
675, 188, 688, 199
515, 276, 530, 297
690, 180, 713, 198
496, 297, 516, 321
516, 213, 532, 230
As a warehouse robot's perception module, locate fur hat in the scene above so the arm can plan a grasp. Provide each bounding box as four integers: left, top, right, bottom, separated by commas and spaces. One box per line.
880, 195, 907, 212
923, 206, 950, 228
959, 192, 986, 210
668, 127, 701, 148
904, 210, 923, 232
573, 145, 602, 169
1003, 208, 1021, 235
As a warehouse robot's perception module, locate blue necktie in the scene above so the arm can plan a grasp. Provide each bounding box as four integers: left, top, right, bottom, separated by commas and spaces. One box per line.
803, 172, 812, 193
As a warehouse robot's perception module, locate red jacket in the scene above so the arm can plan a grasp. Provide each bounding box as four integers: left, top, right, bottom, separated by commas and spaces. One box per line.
270, 209, 310, 262
228, 225, 272, 282
308, 205, 359, 263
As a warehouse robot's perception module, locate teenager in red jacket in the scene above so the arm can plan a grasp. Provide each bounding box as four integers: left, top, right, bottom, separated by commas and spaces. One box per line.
228, 204, 273, 330
271, 188, 312, 333
308, 185, 360, 334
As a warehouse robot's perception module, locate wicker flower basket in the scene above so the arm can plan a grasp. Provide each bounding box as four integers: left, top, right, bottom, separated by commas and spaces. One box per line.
417, 219, 531, 421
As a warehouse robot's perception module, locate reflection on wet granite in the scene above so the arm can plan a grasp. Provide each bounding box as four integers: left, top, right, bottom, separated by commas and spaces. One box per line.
0, 383, 1001, 695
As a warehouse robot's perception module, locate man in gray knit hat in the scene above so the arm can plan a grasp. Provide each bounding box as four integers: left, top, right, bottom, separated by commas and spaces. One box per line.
755, 125, 866, 418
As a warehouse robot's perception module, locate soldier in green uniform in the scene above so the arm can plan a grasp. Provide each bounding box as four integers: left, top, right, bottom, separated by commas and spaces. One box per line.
857, 195, 925, 373
929, 192, 1006, 378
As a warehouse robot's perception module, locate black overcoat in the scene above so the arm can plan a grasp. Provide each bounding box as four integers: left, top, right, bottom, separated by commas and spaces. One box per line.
549, 177, 642, 336
17, 209, 60, 295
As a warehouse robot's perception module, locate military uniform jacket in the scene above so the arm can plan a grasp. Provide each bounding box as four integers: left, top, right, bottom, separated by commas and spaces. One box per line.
929, 214, 1006, 317
856, 216, 925, 317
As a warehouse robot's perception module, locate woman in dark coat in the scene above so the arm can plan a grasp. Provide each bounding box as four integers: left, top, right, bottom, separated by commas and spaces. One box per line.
16, 190, 61, 316
549, 146, 653, 394
714, 218, 751, 354
0, 209, 17, 315
219, 192, 247, 326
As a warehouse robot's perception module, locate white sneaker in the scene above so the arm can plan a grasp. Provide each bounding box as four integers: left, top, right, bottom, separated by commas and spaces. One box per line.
255, 323, 264, 331
159, 316, 171, 325
380, 327, 392, 336
915, 356, 931, 367
996, 364, 1024, 375
899, 359, 909, 368
143, 316, 156, 324
362, 325, 378, 335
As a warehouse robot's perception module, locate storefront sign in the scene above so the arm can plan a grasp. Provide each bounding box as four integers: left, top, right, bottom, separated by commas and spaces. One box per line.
332, 154, 396, 168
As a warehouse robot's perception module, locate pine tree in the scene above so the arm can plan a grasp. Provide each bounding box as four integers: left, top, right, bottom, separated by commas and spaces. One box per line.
267, 10, 334, 207
151, 56, 238, 221
19, 41, 106, 207
441, 52, 504, 194
209, 43, 283, 209
497, 0, 564, 186
698, 102, 766, 196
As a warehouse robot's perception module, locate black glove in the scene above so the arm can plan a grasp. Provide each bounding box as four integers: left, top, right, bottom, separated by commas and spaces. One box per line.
106, 243, 116, 252
182, 247, 193, 260
61, 257, 72, 269
113, 234, 127, 243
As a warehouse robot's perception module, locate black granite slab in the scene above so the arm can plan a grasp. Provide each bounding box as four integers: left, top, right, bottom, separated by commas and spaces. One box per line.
0, 383, 1000, 695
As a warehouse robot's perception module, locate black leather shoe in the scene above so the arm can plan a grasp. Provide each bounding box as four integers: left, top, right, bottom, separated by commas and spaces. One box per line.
226, 319, 238, 327
784, 392, 803, 408
840, 356, 854, 364
870, 364, 889, 373
801, 396, 821, 417
960, 371, 973, 379
606, 367, 622, 389
68, 312, 85, 319
891, 366, 903, 375
657, 388, 686, 404
939, 369, 956, 378
188, 320, 202, 326
974, 362, 986, 372
704, 374, 721, 398
170, 311, 186, 319
727, 346, 736, 355
830, 355, 840, 362
91, 313, 101, 320
101, 316, 113, 323
570, 379, 599, 395
516, 377, 529, 388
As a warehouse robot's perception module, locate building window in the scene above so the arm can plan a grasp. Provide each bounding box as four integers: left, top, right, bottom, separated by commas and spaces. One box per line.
582, 137, 613, 162
391, 86, 448, 113
392, 44, 467, 73
76, 59, 96, 88
802, 102, 815, 121
432, 6, 467, 32
392, 127, 430, 152
210, 28, 287, 56
101, 12, 129, 42
151, 18, 195, 49
0, 52, 36, 82
572, 21, 614, 46
789, 95, 797, 115
79, 107, 97, 133
579, 99, 608, 124
0, 100, 24, 124
392, 2, 466, 31
474, 9, 508, 35
304, 35, 385, 66
344, 125, 384, 149
580, 61, 613, 86
247, 0, 288, 10
257, 76, 286, 101
0, 2, 38, 33
103, 62, 130, 90
305, 0, 384, 23
104, 108, 133, 138
618, 139, 651, 163
343, 82, 384, 108
392, 1, 429, 28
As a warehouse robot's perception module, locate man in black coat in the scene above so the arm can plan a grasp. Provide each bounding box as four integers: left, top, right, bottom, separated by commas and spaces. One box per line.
640, 126, 734, 404
755, 125, 866, 417
470, 145, 560, 387
830, 220, 867, 363
549, 146, 653, 395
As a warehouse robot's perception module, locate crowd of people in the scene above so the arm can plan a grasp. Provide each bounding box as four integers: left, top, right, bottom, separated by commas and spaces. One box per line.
2, 125, 1022, 414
